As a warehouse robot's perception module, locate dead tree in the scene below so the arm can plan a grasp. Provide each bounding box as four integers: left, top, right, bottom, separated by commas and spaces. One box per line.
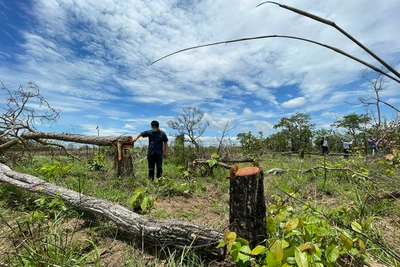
0, 163, 224, 259
0, 81, 60, 154
0, 82, 134, 176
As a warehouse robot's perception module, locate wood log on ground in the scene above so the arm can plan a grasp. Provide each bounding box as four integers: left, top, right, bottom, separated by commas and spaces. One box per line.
265, 168, 287, 175
229, 166, 266, 247
0, 163, 224, 259
20, 132, 132, 146
192, 159, 233, 171
220, 158, 256, 163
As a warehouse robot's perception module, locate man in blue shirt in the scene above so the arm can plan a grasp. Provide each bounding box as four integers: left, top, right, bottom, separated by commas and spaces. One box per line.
132, 121, 169, 181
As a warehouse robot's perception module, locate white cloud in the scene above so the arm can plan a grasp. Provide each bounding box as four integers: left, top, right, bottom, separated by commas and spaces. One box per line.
242, 120, 274, 133
281, 97, 307, 108
1, 0, 400, 138
242, 108, 252, 116
124, 124, 135, 130
385, 98, 400, 104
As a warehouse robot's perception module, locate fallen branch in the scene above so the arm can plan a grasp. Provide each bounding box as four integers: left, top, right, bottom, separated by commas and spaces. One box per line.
192, 159, 233, 170
0, 163, 224, 259
302, 166, 370, 180
265, 168, 287, 175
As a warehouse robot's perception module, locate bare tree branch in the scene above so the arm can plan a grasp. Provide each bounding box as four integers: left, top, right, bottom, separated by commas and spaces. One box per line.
152, 34, 400, 84
257, 1, 400, 79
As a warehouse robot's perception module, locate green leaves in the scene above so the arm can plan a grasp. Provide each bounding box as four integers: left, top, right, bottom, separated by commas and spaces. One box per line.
270, 239, 284, 261
129, 187, 154, 214
339, 231, 353, 251
207, 153, 220, 168
326, 243, 340, 263
285, 217, 299, 232
351, 221, 362, 233
37, 161, 73, 179
295, 248, 308, 267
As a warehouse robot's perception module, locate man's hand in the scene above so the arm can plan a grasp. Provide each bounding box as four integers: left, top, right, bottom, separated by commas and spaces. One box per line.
163, 152, 168, 159
132, 133, 141, 143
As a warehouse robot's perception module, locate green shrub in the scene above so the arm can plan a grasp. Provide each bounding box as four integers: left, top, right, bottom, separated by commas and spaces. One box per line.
37, 161, 73, 179
88, 153, 106, 171
129, 187, 154, 214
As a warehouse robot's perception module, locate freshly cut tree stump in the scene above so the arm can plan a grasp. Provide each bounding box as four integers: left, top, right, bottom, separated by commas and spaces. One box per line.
229, 166, 266, 246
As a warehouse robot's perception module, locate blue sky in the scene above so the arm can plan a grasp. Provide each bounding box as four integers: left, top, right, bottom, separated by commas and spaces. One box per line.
1, 0, 400, 146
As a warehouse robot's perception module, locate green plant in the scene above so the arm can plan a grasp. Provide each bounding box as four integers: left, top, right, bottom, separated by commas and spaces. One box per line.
177, 165, 191, 179
217, 194, 375, 267
154, 176, 205, 197
129, 187, 154, 214
207, 153, 220, 168
37, 161, 73, 179
88, 152, 106, 171
33, 193, 68, 218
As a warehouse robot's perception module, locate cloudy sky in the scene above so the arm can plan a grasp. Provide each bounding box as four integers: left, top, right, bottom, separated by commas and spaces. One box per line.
1, 0, 399, 145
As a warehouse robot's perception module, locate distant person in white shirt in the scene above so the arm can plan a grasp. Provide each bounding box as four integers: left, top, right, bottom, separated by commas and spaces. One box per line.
320, 136, 328, 155
342, 140, 353, 158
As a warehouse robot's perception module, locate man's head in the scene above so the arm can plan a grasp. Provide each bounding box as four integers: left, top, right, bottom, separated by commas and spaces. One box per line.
151, 120, 159, 132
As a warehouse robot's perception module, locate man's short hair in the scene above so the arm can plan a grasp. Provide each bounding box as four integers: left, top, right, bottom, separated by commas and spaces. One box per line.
151, 120, 159, 128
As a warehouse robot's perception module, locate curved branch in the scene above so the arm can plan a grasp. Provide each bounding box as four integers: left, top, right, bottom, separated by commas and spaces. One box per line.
152, 35, 400, 84
257, 1, 400, 79
34, 138, 81, 161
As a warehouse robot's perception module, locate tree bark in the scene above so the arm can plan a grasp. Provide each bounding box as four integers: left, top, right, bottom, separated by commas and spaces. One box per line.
116, 154, 134, 177
229, 166, 266, 247
20, 132, 132, 146
0, 163, 223, 259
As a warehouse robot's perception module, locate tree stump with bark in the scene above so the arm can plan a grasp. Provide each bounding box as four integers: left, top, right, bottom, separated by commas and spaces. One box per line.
229, 166, 266, 246
116, 141, 134, 177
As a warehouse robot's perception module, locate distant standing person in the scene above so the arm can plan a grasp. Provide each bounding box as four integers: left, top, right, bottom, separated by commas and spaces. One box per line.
342, 140, 353, 158
320, 136, 329, 155
368, 137, 378, 156
132, 121, 169, 181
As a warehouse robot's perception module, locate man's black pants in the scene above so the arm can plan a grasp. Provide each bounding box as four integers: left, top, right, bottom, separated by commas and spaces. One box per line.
147, 153, 163, 181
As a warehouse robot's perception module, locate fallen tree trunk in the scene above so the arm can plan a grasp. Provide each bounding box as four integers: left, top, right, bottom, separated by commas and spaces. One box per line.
0, 138, 21, 153
20, 132, 132, 146
0, 163, 224, 259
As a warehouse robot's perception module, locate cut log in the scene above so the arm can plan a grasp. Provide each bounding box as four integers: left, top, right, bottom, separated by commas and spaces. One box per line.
0, 163, 223, 259
20, 132, 132, 146
229, 166, 266, 246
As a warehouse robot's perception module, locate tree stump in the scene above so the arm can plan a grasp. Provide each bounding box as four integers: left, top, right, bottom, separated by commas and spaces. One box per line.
116, 154, 133, 177
229, 166, 266, 246
116, 142, 134, 177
